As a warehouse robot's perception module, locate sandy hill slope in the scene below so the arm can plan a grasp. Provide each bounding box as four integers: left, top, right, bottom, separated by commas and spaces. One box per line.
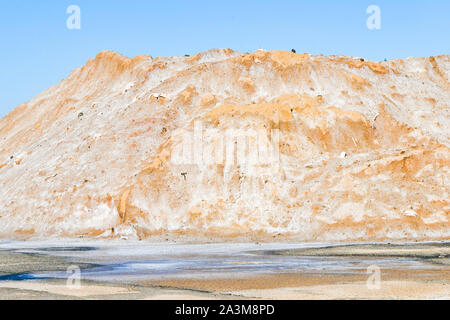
0, 49, 448, 241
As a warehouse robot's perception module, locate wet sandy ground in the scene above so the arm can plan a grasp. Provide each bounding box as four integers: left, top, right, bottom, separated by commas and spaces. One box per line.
0, 241, 448, 300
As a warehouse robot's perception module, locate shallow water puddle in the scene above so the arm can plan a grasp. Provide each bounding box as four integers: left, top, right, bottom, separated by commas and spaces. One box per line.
0, 241, 446, 284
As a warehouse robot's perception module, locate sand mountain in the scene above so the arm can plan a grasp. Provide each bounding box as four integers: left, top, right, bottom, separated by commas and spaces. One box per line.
0, 49, 448, 241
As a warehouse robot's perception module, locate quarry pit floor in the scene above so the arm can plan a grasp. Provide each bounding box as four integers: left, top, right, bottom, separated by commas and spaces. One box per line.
0, 240, 448, 300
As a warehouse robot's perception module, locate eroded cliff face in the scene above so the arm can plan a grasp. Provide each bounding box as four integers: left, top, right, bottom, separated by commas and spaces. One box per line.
0, 49, 448, 241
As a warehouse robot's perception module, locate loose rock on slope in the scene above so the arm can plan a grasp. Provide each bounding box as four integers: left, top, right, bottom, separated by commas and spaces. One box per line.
0, 49, 448, 241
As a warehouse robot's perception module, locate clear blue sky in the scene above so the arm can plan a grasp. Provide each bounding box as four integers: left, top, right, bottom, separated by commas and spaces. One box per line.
0, 0, 449, 118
